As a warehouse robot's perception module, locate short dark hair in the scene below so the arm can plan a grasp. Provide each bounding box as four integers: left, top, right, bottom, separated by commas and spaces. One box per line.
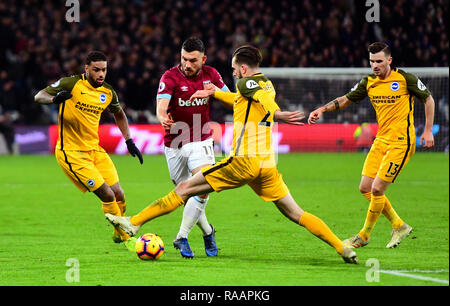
182, 37, 205, 53
368, 42, 391, 57
86, 51, 107, 65
232, 45, 262, 68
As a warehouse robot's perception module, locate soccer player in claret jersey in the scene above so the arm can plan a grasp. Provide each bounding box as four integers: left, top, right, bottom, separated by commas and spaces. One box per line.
34, 51, 143, 250
106, 45, 358, 264
156, 37, 231, 258
308, 42, 435, 249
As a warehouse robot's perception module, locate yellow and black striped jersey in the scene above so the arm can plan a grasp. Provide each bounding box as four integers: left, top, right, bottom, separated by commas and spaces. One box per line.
346, 68, 431, 144
45, 74, 121, 151
231, 73, 280, 157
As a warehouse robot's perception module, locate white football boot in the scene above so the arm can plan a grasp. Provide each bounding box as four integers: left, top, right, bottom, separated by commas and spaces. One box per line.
341, 245, 358, 264
105, 214, 141, 237
386, 223, 413, 248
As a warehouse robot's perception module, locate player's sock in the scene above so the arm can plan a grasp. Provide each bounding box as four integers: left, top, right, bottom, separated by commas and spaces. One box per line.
361, 191, 371, 202
176, 196, 207, 239
359, 194, 385, 241
362, 192, 403, 230
115, 200, 129, 240
196, 196, 213, 236
298, 212, 344, 255
102, 200, 130, 242
102, 200, 120, 216
131, 190, 185, 226
381, 196, 404, 229
198, 211, 213, 236
117, 200, 126, 216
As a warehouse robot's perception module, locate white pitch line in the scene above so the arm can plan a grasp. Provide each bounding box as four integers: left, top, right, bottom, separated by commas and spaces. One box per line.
386, 269, 449, 273
379, 270, 449, 284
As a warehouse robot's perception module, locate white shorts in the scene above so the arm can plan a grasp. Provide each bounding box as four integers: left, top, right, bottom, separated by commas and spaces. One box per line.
164, 138, 215, 185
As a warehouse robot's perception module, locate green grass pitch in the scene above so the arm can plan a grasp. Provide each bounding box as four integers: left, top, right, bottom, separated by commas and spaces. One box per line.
0, 153, 448, 286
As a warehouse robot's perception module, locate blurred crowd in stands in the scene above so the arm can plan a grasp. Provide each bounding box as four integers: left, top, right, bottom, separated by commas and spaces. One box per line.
0, 0, 448, 138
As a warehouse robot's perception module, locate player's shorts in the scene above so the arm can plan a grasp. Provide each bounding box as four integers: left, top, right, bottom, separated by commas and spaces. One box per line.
55, 148, 119, 192
201, 155, 290, 202
362, 138, 416, 183
164, 138, 215, 185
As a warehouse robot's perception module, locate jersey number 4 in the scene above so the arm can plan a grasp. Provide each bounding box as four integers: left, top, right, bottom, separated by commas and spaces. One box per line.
259, 111, 272, 127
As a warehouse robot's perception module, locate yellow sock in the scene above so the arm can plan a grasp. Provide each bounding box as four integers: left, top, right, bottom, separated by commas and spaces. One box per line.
299, 212, 344, 255
102, 200, 120, 216
117, 200, 126, 216
381, 197, 404, 229
131, 190, 185, 226
359, 195, 384, 241
102, 201, 130, 242
361, 192, 371, 202
362, 192, 404, 229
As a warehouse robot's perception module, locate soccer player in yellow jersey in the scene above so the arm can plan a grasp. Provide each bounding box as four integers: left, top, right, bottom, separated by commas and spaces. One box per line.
308, 42, 436, 249
106, 45, 358, 264
34, 51, 143, 248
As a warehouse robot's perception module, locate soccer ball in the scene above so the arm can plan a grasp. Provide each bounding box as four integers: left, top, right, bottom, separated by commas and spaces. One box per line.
135, 233, 165, 260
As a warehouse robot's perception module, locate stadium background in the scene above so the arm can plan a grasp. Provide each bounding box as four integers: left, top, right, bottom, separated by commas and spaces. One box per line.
0, 0, 448, 154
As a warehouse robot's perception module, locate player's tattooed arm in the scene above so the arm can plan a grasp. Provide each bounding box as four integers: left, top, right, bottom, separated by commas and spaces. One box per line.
308, 96, 352, 124
333, 98, 340, 110
322, 96, 352, 112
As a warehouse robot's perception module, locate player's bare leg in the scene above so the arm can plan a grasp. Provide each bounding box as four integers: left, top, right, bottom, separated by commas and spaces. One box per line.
94, 183, 116, 202
110, 182, 126, 216
106, 171, 214, 237
274, 194, 358, 264
359, 175, 374, 195
174, 165, 218, 258
175, 171, 215, 199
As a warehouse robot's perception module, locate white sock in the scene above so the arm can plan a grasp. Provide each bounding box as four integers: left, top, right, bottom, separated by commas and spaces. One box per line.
197, 198, 213, 236
176, 196, 209, 239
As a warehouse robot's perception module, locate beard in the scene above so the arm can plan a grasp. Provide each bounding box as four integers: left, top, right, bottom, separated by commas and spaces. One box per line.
87, 73, 104, 87
182, 66, 200, 77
